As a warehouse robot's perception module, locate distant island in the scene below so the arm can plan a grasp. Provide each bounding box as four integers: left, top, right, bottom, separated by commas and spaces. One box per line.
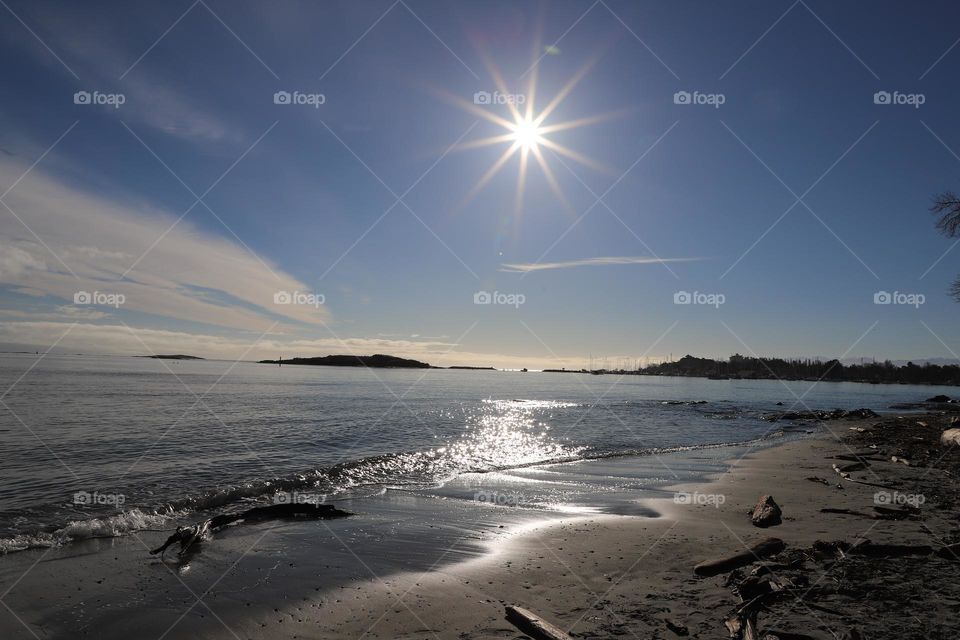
136, 354, 205, 360
259, 354, 432, 368
448, 365, 496, 370
579, 354, 960, 386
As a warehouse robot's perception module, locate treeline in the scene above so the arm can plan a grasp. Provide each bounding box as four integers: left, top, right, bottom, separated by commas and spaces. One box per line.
638, 354, 960, 386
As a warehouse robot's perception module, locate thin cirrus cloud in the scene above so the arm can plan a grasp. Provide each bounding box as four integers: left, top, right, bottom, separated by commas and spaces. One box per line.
2, 9, 244, 145
0, 155, 330, 333
499, 256, 703, 273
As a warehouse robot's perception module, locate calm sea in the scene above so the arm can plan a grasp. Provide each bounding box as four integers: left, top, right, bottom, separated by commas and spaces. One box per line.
0, 353, 948, 553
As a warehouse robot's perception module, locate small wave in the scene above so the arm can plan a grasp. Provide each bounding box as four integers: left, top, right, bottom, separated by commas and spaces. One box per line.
0, 508, 179, 554
0, 427, 796, 555
482, 398, 583, 409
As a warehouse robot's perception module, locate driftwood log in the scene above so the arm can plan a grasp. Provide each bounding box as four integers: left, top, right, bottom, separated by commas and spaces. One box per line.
150, 503, 351, 557
504, 605, 572, 640
694, 538, 786, 577
830, 464, 897, 489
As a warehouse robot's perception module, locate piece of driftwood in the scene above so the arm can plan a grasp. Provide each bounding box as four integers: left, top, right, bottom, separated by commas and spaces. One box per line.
805, 476, 830, 485
504, 605, 572, 640
837, 462, 869, 473
664, 617, 689, 636
830, 464, 897, 489
724, 593, 765, 640
872, 505, 919, 520
820, 507, 873, 518
695, 538, 786, 577
826, 452, 881, 461
150, 503, 351, 557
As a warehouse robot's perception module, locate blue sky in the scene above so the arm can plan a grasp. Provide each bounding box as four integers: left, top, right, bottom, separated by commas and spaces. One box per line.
1, 0, 959, 368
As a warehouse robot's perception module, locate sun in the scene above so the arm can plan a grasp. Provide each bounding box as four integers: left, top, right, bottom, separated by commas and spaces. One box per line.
442, 51, 618, 217
510, 117, 544, 151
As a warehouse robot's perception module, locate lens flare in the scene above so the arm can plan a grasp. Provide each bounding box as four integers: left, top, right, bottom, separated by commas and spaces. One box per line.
441, 51, 622, 219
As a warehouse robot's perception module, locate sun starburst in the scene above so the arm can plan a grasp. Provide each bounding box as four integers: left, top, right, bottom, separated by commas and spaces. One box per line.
441, 52, 620, 219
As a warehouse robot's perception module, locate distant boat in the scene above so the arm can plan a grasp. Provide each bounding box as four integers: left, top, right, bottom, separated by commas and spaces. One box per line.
520, 368, 528, 372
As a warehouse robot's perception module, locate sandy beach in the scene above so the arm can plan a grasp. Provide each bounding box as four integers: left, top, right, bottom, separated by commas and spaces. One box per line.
2, 411, 958, 639
216, 413, 959, 639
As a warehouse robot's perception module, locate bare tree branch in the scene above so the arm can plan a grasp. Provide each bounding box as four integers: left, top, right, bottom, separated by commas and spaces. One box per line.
931, 191, 960, 237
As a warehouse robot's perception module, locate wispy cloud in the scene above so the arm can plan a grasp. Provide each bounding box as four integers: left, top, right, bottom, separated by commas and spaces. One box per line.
2, 8, 244, 145
0, 156, 329, 332
499, 256, 702, 273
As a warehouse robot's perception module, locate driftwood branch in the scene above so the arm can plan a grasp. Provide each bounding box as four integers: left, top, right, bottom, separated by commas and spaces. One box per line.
694, 538, 786, 577
504, 605, 572, 640
150, 503, 351, 557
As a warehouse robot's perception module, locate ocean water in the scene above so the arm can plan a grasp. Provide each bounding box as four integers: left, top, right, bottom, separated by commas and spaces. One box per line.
0, 353, 949, 554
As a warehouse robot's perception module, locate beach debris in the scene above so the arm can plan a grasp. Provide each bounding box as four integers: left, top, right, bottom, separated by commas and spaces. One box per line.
830, 464, 896, 489
664, 617, 689, 636
926, 394, 952, 403
750, 495, 782, 528
939, 428, 960, 446
890, 456, 910, 466
763, 408, 877, 422
813, 538, 948, 559
694, 537, 786, 577
724, 593, 764, 639
837, 461, 869, 472
504, 605, 572, 640
873, 505, 920, 519
805, 476, 830, 485
150, 503, 351, 558
820, 506, 919, 521
827, 453, 882, 461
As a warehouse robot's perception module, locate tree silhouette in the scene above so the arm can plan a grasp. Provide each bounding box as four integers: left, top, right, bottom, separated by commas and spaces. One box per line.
931, 191, 960, 300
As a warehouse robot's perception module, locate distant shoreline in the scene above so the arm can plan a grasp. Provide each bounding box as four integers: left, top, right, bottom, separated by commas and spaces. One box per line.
258, 354, 432, 369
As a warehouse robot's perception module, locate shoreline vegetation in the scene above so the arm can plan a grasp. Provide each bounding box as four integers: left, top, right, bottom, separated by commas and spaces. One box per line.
258, 353, 432, 368
551, 353, 960, 386
252, 351, 960, 387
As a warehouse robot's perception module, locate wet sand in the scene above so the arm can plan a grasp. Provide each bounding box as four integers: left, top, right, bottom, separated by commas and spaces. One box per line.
2, 415, 958, 639
229, 414, 960, 639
